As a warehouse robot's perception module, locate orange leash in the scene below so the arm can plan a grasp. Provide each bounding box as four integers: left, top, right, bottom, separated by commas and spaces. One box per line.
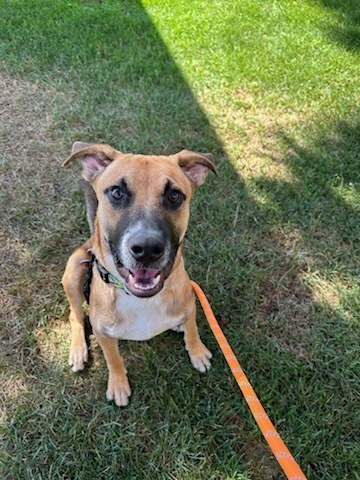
191, 281, 307, 480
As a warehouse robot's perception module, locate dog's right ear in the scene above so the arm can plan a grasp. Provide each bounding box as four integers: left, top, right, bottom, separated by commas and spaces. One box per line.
62, 142, 119, 182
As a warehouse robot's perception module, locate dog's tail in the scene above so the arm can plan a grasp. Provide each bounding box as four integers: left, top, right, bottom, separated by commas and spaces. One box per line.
81, 180, 97, 235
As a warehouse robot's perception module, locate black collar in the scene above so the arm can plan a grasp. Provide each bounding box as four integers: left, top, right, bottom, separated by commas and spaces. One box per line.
83, 254, 126, 304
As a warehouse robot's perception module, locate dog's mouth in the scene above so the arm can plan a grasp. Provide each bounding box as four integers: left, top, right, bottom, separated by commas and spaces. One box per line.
126, 268, 164, 298
111, 247, 166, 298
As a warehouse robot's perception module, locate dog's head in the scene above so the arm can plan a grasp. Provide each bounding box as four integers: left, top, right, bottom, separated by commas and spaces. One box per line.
64, 143, 217, 297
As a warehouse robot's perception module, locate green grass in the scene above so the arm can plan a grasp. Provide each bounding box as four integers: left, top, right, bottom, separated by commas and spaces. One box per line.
1, 0, 359, 479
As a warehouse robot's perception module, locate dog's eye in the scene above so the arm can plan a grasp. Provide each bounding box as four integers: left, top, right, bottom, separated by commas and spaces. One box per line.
168, 190, 181, 204
110, 186, 125, 201
163, 182, 185, 209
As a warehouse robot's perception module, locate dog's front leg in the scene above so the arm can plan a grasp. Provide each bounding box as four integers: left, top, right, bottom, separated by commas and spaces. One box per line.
183, 301, 212, 373
62, 246, 90, 372
94, 332, 131, 407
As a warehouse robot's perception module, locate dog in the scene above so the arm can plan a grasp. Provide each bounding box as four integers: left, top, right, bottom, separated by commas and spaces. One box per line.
61, 142, 217, 406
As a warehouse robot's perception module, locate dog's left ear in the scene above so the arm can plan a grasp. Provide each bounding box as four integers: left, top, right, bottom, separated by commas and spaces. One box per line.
177, 150, 218, 187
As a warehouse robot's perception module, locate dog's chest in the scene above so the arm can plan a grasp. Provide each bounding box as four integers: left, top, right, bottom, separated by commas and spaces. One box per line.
102, 293, 184, 341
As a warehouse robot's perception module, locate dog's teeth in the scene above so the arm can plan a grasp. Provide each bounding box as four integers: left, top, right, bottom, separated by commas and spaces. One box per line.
133, 274, 161, 291
135, 283, 151, 291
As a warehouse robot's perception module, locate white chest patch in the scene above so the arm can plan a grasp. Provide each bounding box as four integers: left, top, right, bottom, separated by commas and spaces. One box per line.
102, 292, 184, 341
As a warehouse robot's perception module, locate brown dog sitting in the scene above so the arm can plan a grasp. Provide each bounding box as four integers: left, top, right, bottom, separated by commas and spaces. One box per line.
61, 142, 217, 406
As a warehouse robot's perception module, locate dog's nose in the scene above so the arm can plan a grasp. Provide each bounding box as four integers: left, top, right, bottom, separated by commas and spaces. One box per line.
129, 233, 165, 263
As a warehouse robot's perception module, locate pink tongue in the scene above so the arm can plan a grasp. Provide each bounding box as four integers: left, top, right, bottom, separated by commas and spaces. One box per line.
130, 269, 159, 281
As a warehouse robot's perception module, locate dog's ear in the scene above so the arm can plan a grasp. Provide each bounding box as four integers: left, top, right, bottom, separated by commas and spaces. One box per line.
177, 150, 218, 187
62, 143, 119, 182
71, 141, 94, 155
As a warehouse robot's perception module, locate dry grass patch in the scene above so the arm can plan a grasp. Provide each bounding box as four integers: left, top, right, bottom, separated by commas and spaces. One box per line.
0, 72, 79, 384
197, 87, 306, 184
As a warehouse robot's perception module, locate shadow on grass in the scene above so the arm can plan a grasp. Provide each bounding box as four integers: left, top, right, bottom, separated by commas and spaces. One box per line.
0, 1, 269, 478
320, 0, 360, 51
1, 0, 222, 154
248, 119, 360, 477
255, 120, 359, 277
1, 1, 359, 479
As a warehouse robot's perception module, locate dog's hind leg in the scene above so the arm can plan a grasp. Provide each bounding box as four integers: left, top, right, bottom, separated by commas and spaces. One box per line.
183, 301, 212, 373
62, 244, 91, 372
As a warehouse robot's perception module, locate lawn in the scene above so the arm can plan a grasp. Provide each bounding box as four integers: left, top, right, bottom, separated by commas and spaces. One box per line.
1, 0, 359, 479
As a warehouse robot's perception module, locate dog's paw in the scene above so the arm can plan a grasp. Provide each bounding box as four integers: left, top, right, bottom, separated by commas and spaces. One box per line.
106, 374, 132, 407
189, 343, 212, 373
69, 340, 88, 372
